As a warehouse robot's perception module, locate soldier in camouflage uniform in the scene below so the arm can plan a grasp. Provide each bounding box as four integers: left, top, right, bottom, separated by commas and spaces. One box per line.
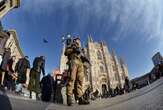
64, 38, 90, 106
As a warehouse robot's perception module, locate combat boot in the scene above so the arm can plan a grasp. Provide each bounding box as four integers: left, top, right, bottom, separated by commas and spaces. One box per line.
67, 95, 72, 106
78, 97, 90, 105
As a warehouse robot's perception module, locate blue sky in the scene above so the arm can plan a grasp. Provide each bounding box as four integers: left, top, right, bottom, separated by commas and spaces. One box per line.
1, 0, 163, 78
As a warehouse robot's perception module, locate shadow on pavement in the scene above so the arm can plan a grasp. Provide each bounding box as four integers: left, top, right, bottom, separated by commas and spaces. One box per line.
0, 86, 12, 110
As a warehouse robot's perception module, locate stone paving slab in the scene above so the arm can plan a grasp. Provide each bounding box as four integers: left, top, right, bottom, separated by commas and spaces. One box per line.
46, 78, 163, 110
1, 77, 163, 110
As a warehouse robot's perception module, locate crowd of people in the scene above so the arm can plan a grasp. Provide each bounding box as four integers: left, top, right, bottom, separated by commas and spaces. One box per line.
86, 77, 130, 100
0, 47, 72, 104
0, 41, 131, 106
0, 48, 46, 100
1, 46, 162, 106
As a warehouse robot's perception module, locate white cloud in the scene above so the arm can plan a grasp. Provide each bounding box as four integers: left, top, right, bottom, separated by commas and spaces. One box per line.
21, 0, 163, 43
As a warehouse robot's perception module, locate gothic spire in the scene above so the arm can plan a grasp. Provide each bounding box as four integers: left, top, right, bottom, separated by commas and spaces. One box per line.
87, 34, 93, 43
111, 48, 116, 57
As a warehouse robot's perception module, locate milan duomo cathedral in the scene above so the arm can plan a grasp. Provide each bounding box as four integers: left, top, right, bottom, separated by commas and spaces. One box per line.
60, 36, 129, 95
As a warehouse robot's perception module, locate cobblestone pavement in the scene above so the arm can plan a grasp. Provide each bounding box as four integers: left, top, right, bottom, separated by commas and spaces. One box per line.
0, 77, 163, 110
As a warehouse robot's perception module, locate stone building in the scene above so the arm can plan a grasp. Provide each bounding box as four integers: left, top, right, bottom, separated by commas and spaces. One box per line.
5, 29, 23, 62
0, 29, 9, 63
0, 0, 20, 19
0, 29, 23, 65
152, 52, 163, 66
60, 36, 129, 95
0, 28, 9, 55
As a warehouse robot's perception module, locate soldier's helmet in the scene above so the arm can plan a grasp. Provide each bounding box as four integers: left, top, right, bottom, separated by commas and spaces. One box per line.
73, 37, 80, 41
73, 37, 81, 47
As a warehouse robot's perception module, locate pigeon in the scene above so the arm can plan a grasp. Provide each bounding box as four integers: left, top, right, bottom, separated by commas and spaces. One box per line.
43, 38, 48, 43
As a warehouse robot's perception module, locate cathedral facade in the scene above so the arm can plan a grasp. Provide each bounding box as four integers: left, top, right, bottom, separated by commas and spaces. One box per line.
60, 36, 129, 95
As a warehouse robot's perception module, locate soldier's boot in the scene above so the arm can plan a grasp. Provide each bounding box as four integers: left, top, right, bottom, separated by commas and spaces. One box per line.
78, 97, 90, 105
67, 95, 72, 106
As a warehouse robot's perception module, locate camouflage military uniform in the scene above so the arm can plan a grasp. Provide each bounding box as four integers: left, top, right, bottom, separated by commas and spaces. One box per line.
64, 38, 89, 106
66, 56, 84, 98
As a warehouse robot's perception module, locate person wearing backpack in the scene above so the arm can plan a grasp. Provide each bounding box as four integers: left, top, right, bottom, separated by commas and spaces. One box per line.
15, 56, 30, 93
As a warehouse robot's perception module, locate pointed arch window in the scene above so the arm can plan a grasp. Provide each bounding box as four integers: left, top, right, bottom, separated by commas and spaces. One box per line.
100, 66, 104, 73
97, 50, 102, 60
115, 73, 119, 81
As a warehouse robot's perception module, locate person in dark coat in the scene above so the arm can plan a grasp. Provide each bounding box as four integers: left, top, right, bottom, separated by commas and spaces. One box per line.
5, 56, 16, 91
15, 56, 30, 93
40, 73, 55, 102
54, 74, 63, 104
124, 77, 130, 93
109, 88, 114, 97
0, 48, 11, 86
28, 56, 45, 100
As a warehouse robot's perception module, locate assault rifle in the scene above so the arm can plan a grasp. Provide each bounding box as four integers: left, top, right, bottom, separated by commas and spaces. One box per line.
80, 48, 91, 65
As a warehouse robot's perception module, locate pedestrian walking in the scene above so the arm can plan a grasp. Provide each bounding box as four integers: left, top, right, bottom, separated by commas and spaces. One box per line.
0, 48, 11, 86
28, 56, 45, 100
124, 77, 130, 93
61, 70, 68, 105
5, 56, 16, 91
15, 56, 30, 94
40, 73, 55, 102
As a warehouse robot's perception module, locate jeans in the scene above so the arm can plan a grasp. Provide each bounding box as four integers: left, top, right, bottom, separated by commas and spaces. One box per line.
15, 83, 22, 93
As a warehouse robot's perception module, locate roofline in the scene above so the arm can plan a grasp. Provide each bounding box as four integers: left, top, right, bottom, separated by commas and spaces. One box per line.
0, 30, 9, 38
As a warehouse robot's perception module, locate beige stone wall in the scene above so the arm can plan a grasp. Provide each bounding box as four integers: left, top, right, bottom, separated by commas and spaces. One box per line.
0, 31, 9, 55
0, 0, 20, 19
59, 45, 68, 74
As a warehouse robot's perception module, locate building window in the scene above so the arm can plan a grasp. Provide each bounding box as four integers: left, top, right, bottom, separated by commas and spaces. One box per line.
8, 40, 14, 48
122, 75, 125, 80
97, 50, 102, 60
0, 0, 6, 7
112, 65, 116, 71
0, 38, 3, 48
10, 0, 13, 7
115, 73, 119, 81
85, 72, 89, 81
100, 66, 104, 73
